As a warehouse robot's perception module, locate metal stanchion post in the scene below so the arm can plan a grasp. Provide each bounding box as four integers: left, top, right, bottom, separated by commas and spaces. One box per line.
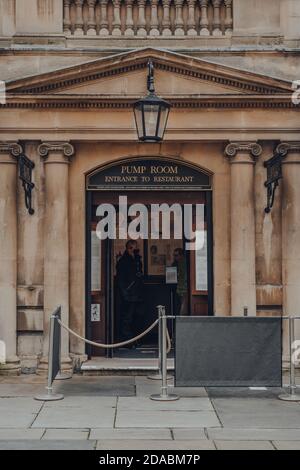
279, 316, 300, 401
35, 312, 64, 401
150, 311, 179, 401
55, 319, 72, 381
148, 305, 172, 381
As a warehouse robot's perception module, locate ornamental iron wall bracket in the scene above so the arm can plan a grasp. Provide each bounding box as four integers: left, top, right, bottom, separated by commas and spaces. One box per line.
19, 154, 35, 215
264, 152, 282, 213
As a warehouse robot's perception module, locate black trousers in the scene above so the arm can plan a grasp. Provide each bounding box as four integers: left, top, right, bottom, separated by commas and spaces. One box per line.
121, 300, 142, 341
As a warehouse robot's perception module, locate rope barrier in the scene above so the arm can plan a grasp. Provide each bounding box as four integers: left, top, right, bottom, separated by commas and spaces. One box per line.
57, 317, 172, 352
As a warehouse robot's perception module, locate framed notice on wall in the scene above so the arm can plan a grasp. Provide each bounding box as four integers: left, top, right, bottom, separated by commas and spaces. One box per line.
194, 229, 208, 293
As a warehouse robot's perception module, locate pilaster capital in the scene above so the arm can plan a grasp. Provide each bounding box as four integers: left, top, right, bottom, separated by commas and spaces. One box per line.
276, 141, 300, 163
38, 142, 75, 163
225, 141, 262, 163
0, 141, 23, 163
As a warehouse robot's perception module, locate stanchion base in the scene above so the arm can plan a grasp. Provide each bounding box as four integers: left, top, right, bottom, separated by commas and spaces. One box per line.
55, 372, 72, 380
278, 393, 300, 402
34, 393, 64, 401
147, 373, 173, 381
150, 393, 179, 401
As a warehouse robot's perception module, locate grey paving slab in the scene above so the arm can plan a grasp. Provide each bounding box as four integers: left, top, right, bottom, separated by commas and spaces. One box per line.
55, 376, 135, 397
172, 429, 208, 440
0, 440, 96, 450
0, 376, 46, 385
38, 396, 116, 407
42, 429, 89, 440
116, 410, 221, 428
135, 377, 208, 398
96, 440, 216, 450
32, 397, 116, 429
208, 428, 300, 441
0, 384, 45, 397
0, 428, 44, 440
207, 387, 284, 399
172, 386, 208, 398
118, 396, 214, 411
273, 441, 300, 450
214, 440, 275, 450
90, 428, 172, 440
0, 398, 43, 428
212, 398, 300, 428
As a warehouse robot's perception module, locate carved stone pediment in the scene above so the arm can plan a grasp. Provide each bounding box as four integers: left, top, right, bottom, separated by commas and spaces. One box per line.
3, 48, 296, 109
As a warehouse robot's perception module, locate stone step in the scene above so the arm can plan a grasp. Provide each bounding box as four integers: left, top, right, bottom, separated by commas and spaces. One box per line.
81, 358, 175, 376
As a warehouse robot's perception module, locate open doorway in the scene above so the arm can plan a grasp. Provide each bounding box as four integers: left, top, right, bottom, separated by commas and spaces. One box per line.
85, 158, 213, 359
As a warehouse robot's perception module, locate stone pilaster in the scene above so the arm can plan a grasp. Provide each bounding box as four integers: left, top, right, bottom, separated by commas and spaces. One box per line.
37, 142, 75, 375
276, 142, 300, 340
225, 142, 262, 316
0, 142, 22, 375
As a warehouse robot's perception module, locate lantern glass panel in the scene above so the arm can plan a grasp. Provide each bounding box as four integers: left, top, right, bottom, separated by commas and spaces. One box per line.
133, 104, 144, 140
143, 104, 160, 139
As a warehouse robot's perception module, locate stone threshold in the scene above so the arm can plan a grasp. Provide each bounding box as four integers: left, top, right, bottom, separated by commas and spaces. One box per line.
81, 358, 174, 376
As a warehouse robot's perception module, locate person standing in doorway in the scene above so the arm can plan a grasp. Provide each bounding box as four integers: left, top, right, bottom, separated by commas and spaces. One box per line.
172, 248, 188, 316
116, 240, 144, 345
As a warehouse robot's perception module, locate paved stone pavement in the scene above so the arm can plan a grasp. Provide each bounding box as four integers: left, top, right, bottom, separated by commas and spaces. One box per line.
0, 374, 300, 450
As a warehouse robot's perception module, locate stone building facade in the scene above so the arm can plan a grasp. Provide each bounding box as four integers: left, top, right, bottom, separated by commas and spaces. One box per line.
0, 0, 299, 375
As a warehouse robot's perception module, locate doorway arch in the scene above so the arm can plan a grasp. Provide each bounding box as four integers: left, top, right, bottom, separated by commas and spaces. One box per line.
85, 156, 213, 358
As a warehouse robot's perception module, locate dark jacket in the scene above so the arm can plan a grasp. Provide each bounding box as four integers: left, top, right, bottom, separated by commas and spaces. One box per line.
116, 251, 143, 302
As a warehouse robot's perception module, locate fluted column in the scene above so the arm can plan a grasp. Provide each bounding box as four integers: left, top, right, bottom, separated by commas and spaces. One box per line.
162, 0, 172, 36
277, 142, 300, 340
225, 142, 262, 316
0, 142, 22, 376
37, 142, 75, 375
63, 0, 72, 35
212, 0, 222, 36
124, 0, 134, 36
149, 0, 160, 36
74, 0, 84, 35
174, 0, 184, 36
137, 0, 147, 36
99, 0, 109, 35
87, 0, 97, 35
187, 0, 197, 36
199, 0, 210, 36
112, 0, 122, 36
224, 0, 233, 36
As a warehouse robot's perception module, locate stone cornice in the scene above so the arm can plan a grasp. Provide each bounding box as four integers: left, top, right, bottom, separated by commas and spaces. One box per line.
0, 94, 298, 110
38, 142, 75, 161
0, 141, 23, 158
225, 142, 262, 161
